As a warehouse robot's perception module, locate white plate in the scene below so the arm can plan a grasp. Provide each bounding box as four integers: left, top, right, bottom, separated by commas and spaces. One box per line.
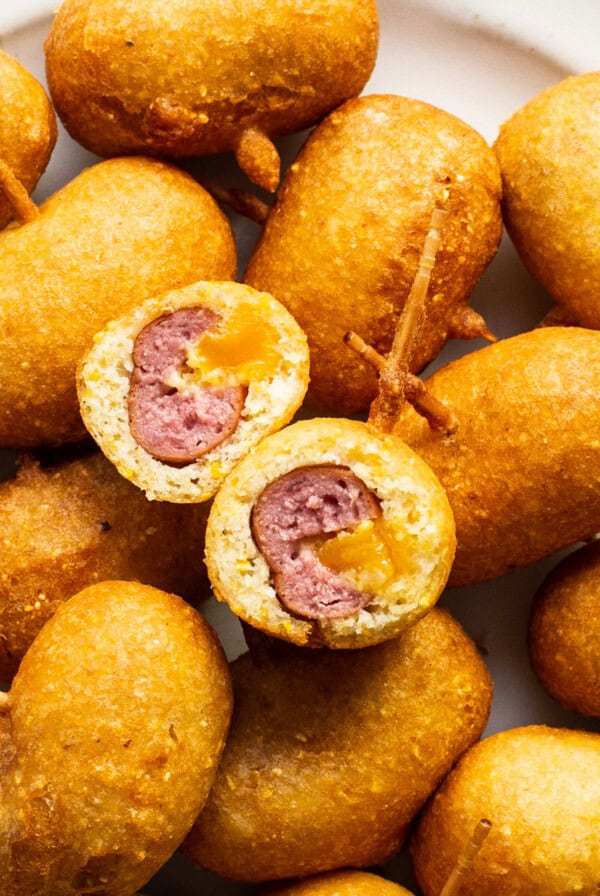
1, 2, 599, 895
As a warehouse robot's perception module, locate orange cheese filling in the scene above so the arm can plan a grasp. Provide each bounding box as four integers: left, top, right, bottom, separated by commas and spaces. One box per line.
185, 299, 282, 387
314, 518, 414, 593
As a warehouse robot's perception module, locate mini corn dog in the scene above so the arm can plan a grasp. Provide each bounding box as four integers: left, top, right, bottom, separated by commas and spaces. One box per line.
0, 50, 56, 229
184, 609, 492, 881
528, 541, 600, 718
204, 417, 455, 648
78, 281, 309, 502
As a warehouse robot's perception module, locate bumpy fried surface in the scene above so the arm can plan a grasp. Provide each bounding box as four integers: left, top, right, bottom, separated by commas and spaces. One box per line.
45, 0, 378, 160
260, 869, 414, 895
0, 449, 211, 680
0, 580, 233, 896
183, 608, 492, 882
411, 726, 600, 895
394, 327, 600, 587
0, 50, 57, 229
528, 541, 600, 718
245, 94, 502, 413
0, 156, 236, 448
495, 72, 600, 328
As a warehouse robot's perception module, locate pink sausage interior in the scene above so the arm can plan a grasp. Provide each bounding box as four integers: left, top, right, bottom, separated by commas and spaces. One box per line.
128, 307, 245, 464
251, 465, 380, 620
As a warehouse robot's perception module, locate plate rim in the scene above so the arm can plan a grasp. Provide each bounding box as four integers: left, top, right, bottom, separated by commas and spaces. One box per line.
0, 0, 596, 74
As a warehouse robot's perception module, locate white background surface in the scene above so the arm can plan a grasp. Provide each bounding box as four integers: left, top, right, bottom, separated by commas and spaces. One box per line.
1, 2, 599, 894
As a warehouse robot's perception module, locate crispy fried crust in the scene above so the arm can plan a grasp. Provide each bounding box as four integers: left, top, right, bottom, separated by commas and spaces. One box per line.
204, 417, 456, 648
0, 581, 232, 896
0, 450, 211, 680
495, 72, 600, 328
528, 541, 600, 718
0, 157, 236, 448
259, 869, 414, 895
45, 0, 378, 160
184, 608, 492, 881
411, 726, 600, 895
0, 50, 57, 229
245, 94, 502, 413
394, 327, 600, 586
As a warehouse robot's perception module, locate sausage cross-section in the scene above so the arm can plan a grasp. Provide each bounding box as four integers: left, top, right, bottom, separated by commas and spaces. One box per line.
251, 465, 381, 619
128, 307, 245, 464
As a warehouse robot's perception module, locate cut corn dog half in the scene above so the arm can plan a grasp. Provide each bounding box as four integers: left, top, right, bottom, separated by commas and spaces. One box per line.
205, 417, 456, 648
77, 281, 310, 502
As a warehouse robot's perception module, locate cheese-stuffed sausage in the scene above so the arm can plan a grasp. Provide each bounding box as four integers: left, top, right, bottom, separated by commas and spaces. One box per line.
205, 417, 455, 647
78, 281, 309, 502
0, 157, 236, 447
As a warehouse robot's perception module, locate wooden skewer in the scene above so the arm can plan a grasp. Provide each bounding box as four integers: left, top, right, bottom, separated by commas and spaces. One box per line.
344, 331, 457, 434
368, 205, 447, 431
343, 330, 385, 374
0, 159, 39, 224
344, 203, 457, 433
439, 818, 492, 896
386, 206, 448, 380
198, 178, 271, 225
403, 372, 458, 434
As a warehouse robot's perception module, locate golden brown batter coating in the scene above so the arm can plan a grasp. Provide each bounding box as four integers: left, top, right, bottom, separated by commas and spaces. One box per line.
528, 541, 600, 718
0, 580, 233, 896
0, 449, 211, 681
260, 870, 414, 895
0, 156, 236, 448
183, 608, 492, 882
393, 327, 600, 587
495, 72, 600, 328
45, 0, 378, 190
411, 726, 600, 895
0, 50, 57, 229
245, 94, 502, 413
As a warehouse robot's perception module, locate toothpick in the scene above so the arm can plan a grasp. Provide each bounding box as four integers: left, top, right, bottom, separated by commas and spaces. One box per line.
0, 159, 39, 224
343, 330, 385, 373
388, 206, 448, 375
368, 205, 448, 432
344, 330, 456, 434
403, 373, 457, 434
439, 818, 492, 896
198, 178, 271, 225
344, 331, 458, 435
